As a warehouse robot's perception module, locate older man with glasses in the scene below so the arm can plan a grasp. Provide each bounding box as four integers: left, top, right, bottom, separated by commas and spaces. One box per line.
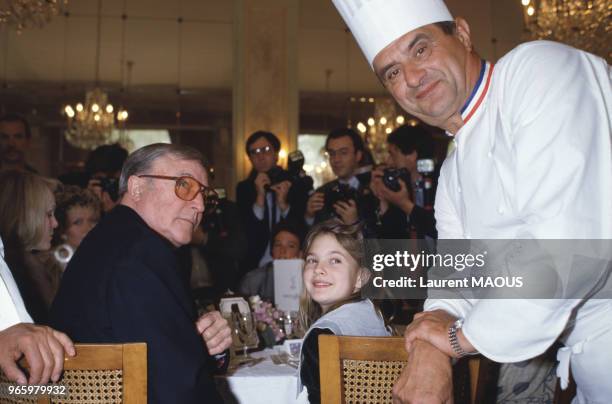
50, 143, 231, 404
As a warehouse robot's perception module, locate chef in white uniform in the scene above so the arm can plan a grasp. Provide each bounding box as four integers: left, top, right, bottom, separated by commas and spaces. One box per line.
332, 0, 612, 403
0, 236, 75, 385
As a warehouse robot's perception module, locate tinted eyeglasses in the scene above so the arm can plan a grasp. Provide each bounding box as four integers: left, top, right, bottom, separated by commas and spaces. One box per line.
138, 175, 218, 208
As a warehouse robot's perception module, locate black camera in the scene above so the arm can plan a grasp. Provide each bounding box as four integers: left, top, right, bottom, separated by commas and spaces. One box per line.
202, 188, 225, 233
382, 167, 410, 192
324, 183, 359, 212
95, 177, 119, 202
265, 166, 292, 191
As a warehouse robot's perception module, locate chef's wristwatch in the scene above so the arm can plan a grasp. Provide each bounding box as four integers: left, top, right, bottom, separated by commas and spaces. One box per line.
448, 318, 473, 359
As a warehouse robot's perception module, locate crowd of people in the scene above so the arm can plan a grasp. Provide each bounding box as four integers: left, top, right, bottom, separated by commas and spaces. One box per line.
0, 109, 436, 402
0, 0, 610, 403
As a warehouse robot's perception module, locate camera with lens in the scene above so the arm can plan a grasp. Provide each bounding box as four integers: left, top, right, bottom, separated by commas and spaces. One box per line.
324, 183, 359, 212
382, 167, 410, 192
265, 166, 292, 192
202, 188, 225, 233
96, 177, 119, 202
266, 150, 313, 192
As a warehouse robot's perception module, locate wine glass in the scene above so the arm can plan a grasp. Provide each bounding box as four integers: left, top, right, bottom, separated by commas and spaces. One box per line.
232, 311, 255, 360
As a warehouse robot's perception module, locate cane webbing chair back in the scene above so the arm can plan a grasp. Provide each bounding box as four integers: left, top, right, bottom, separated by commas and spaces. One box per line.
0, 343, 147, 404
319, 335, 483, 404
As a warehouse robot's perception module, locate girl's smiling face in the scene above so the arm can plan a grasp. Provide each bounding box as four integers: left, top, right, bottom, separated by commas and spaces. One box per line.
303, 233, 364, 313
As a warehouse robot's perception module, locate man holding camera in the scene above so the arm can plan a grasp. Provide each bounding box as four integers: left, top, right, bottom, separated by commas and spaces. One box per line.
85, 144, 128, 213
236, 131, 310, 274
305, 128, 378, 235
370, 124, 438, 239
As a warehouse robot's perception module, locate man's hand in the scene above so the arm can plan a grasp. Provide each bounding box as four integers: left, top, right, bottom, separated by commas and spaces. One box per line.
196, 311, 232, 355
0, 323, 75, 385
378, 178, 415, 215
254, 173, 271, 207
270, 180, 292, 212
370, 167, 390, 214
392, 340, 453, 404
334, 199, 359, 225
403, 310, 459, 358
305, 192, 325, 219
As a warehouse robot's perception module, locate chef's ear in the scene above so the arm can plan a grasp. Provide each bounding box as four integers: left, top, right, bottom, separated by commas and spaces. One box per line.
454, 17, 473, 52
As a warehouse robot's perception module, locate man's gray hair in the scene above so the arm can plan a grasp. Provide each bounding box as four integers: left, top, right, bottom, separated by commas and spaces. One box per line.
118, 143, 204, 197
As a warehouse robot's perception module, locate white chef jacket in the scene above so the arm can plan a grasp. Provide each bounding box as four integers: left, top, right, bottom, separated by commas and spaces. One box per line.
0, 237, 33, 331
425, 41, 612, 403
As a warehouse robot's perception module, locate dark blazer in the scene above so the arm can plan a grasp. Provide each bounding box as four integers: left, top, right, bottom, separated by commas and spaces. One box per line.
236, 168, 310, 273
376, 169, 440, 240
50, 205, 223, 404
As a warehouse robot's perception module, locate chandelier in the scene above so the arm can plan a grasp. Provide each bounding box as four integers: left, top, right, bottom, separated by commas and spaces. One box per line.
520, 0, 611, 62
353, 97, 418, 164
62, 0, 128, 150
0, 0, 67, 33
64, 88, 128, 150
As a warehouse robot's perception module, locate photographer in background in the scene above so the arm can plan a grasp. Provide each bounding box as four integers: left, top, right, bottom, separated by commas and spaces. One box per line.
85, 144, 128, 213
0, 113, 37, 173
305, 128, 378, 236
236, 131, 311, 275
371, 125, 438, 239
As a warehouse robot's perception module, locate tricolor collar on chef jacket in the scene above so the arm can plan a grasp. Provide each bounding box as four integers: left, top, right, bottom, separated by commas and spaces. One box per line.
460, 59, 494, 126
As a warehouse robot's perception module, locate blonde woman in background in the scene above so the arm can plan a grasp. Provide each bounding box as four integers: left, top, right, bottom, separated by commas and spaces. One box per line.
52, 185, 101, 270
0, 170, 60, 324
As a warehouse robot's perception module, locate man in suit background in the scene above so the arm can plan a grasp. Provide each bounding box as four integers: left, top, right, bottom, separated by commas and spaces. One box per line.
305, 128, 379, 236
51, 143, 231, 403
236, 131, 310, 275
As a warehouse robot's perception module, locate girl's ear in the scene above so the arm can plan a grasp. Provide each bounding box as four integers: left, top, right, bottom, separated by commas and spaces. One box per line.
353, 267, 370, 292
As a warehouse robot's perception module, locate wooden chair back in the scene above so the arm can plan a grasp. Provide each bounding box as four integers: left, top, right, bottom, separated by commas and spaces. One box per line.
319, 335, 483, 404
0, 343, 147, 404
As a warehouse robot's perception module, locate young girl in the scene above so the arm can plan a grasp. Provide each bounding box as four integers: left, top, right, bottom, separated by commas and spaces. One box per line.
298, 219, 390, 403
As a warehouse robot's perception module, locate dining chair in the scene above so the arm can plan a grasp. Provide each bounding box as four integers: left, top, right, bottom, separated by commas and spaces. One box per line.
0, 343, 147, 404
319, 335, 486, 404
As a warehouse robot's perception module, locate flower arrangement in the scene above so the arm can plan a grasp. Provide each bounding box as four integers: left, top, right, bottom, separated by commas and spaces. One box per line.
248, 296, 285, 345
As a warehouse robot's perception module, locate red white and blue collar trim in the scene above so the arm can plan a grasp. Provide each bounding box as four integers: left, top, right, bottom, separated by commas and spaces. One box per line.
460, 60, 494, 125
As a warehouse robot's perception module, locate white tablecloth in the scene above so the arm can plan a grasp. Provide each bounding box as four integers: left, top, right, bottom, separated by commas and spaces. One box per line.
215, 349, 310, 404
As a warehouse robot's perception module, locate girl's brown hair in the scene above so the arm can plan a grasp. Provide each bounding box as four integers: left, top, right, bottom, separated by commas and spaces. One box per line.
299, 219, 372, 329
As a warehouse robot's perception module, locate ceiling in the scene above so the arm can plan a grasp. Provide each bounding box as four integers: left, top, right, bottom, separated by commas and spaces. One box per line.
0, 0, 527, 127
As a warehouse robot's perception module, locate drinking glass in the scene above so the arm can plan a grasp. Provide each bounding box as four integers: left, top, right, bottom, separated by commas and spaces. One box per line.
232, 311, 255, 359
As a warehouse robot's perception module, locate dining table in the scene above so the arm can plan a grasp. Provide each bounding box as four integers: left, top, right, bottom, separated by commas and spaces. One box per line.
215, 348, 310, 404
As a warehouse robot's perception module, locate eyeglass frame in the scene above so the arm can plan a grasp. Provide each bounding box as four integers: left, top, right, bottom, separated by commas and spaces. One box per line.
137, 174, 219, 206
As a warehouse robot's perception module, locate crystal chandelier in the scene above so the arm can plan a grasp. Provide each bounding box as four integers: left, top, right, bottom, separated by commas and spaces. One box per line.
64, 88, 128, 150
0, 0, 67, 33
520, 0, 611, 62
354, 97, 417, 164
62, 0, 128, 150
